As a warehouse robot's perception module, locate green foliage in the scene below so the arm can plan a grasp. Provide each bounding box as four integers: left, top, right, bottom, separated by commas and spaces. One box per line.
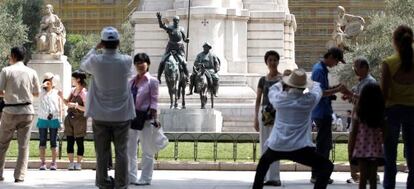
1, 0, 44, 57
119, 21, 135, 56
0, 1, 28, 68
64, 21, 134, 71
336, 0, 414, 87
65, 33, 100, 71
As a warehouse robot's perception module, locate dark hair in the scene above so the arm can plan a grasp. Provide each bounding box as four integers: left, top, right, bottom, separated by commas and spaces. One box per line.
264, 50, 280, 64
354, 57, 369, 69
10, 46, 26, 62
101, 40, 120, 49
72, 70, 87, 87
324, 47, 344, 60
356, 83, 385, 128
347, 110, 352, 113
134, 53, 151, 71
393, 25, 414, 72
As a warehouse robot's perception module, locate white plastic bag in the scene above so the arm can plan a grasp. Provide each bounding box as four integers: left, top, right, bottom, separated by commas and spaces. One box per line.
151, 127, 169, 152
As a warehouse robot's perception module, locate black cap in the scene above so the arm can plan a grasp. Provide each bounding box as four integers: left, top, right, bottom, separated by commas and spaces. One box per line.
327, 47, 346, 64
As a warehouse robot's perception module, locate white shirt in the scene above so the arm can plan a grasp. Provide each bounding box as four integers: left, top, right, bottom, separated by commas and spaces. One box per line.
38, 88, 60, 120
0, 61, 40, 114
80, 48, 135, 122
266, 82, 322, 152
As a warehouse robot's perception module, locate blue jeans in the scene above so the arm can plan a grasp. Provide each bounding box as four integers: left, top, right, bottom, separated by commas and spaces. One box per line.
383, 105, 414, 189
39, 128, 58, 148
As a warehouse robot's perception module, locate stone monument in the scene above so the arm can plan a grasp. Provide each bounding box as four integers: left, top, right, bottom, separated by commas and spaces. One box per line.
326, 6, 365, 50
131, 0, 296, 132
28, 4, 72, 125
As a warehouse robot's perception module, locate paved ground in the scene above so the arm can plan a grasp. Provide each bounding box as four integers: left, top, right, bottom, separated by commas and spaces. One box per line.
0, 169, 409, 188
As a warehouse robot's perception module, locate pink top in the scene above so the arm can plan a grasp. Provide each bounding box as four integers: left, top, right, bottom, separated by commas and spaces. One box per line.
352, 121, 384, 159
130, 72, 159, 111
71, 87, 87, 103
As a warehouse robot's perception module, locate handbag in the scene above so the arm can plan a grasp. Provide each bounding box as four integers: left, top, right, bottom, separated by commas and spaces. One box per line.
131, 108, 150, 130
261, 104, 276, 126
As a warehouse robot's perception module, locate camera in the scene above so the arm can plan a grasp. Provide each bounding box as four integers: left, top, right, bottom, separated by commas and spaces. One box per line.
329, 95, 337, 101
47, 113, 53, 120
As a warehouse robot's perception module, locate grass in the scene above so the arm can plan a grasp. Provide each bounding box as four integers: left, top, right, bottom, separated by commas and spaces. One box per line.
5, 140, 406, 163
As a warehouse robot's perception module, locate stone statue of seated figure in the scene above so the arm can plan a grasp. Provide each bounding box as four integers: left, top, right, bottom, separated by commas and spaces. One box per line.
36, 4, 66, 55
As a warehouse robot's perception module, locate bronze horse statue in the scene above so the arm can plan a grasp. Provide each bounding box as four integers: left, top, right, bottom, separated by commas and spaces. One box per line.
158, 51, 187, 109
194, 64, 214, 109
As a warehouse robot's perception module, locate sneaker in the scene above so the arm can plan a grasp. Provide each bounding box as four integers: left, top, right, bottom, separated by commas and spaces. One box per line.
68, 162, 75, 170
264, 180, 282, 186
346, 178, 359, 184
74, 163, 82, 170
14, 179, 24, 183
132, 180, 151, 186
39, 162, 47, 170
310, 178, 334, 184
50, 162, 57, 170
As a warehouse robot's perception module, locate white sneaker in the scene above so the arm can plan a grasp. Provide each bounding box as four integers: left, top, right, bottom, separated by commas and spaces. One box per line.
39, 163, 46, 170
68, 162, 75, 170
74, 163, 82, 170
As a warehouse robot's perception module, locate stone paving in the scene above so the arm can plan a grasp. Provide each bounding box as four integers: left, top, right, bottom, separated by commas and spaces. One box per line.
0, 169, 409, 189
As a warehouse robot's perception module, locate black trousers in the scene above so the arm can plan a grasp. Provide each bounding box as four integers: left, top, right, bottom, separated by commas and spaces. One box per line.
312, 117, 333, 178
253, 147, 333, 189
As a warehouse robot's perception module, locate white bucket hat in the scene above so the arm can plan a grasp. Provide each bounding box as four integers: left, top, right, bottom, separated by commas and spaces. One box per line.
282, 69, 312, 89
42, 72, 60, 87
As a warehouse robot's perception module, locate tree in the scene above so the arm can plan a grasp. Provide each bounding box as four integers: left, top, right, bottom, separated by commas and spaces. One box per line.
336, 0, 414, 86
64, 21, 135, 71
0, 1, 28, 68
2, 0, 44, 56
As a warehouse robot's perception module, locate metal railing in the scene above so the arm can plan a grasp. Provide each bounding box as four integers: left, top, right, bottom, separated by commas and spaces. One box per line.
20, 131, 357, 162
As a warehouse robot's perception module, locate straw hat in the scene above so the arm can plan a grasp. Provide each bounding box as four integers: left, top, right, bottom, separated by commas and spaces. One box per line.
277, 60, 298, 75
282, 69, 312, 89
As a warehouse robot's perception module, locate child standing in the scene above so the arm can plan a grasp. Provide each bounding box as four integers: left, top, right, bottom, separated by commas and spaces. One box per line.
37, 72, 63, 170
349, 83, 385, 189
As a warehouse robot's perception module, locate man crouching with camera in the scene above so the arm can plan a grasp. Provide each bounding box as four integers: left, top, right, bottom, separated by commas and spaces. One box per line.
253, 69, 333, 189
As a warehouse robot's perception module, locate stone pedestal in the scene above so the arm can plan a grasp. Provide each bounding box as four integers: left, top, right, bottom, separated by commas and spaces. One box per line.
160, 109, 223, 132
27, 54, 72, 128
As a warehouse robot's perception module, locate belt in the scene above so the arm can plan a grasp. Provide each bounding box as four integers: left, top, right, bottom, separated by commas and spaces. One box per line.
4, 102, 32, 107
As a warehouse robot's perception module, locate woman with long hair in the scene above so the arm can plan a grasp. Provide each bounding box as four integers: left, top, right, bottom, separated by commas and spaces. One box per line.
381, 25, 414, 189
59, 70, 88, 170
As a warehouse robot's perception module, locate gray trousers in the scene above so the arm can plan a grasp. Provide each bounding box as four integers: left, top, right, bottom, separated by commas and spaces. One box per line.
93, 120, 130, 189
0, 113, 33, 180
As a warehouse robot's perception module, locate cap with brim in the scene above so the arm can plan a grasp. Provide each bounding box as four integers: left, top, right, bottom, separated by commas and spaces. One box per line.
282, 69, 312, 89
101, 27, 119, 41
203, 42, 212, 49
327, 47, 346, 64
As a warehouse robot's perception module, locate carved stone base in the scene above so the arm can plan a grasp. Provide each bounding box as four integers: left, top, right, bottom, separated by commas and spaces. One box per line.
160, 109, 223, 132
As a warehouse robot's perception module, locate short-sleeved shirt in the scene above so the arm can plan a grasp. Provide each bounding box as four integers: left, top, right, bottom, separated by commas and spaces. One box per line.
80, 48, 135, 122
311, 60, 332, 119
0, 61, 40, 115
351, 74, 377, 95
258, 76, 281, 106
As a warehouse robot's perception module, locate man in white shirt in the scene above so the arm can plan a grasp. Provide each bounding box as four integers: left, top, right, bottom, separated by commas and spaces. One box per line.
81, 27, 135, 189
253, 69, 333, 189
0, 47, 40, 183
